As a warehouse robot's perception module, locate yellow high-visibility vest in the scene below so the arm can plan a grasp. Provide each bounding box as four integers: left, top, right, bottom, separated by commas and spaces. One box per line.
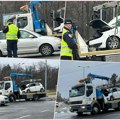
60, 28, 73, 58
6, 24, 18, 40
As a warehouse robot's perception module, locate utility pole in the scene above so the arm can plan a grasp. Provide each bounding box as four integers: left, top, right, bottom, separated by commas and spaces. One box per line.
45, 59, 47, 90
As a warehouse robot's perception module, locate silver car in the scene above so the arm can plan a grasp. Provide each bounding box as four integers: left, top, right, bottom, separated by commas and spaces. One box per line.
0, 29, 61, 56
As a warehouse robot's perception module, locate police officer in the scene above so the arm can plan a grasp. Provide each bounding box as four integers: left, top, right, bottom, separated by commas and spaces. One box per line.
3, 19, 20, 58
60, 19, 78, 60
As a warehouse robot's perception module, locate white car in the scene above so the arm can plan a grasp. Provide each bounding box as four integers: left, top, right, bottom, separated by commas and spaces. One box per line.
0, 95, 9, 106
106, 87, 120, 100
0, 29, 61, 56
22, 82, 45, 93
89, 19, 120, 50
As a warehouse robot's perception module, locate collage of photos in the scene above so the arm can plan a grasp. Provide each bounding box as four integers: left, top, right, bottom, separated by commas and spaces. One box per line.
0, 0, 120, 119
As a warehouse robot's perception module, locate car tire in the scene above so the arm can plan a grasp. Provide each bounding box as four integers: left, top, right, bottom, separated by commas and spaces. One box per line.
106, 36, 120, 49
91, 104, 100, 115
110, 96, 114, 101
26, 89, 31, 93
40, 88, 44, 92
40, 44, 53, 56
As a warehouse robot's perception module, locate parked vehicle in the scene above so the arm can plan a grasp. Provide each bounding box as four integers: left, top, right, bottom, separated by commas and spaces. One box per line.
106, 87, 120, 100
0, 95, 9, 106
0, 29, 61, 57
22, 82, 45, 93
89, 19, 120, 50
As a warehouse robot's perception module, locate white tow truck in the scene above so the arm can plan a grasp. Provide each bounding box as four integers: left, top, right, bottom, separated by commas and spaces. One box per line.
0, 73, 46, 102
69, 73, 120, 115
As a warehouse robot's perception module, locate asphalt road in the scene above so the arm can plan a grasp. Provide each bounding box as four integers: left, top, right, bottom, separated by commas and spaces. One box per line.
0, 99, 55, 119
55, 109, 120, 119
18, 52, 60, 59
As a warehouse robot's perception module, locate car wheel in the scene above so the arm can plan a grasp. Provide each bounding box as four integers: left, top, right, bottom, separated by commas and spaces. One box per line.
40, 88, 44, 92
106, 36, 120, 49
110, 96, 114, 101
40, 44, 53, 56
26, 89, 31, 93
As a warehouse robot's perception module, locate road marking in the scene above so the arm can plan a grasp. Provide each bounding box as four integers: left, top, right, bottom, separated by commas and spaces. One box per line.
41, 110, 49, 113
16, 115, 30, 119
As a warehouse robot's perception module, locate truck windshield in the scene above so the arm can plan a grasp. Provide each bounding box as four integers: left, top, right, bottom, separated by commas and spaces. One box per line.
0, 82, 4, 90
70, 85, 85, 97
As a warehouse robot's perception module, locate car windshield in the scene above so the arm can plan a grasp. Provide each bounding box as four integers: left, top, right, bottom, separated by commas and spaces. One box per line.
0, 82, 4, 90
69, 85, 85, 97
108, 16, 120, 27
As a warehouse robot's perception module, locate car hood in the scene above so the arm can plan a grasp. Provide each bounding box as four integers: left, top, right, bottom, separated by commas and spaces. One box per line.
89, 19, 113, 31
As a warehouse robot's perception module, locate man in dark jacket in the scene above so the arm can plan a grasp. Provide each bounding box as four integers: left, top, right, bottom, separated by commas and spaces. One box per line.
3, 19, 20, 57
60, 19, 79, 60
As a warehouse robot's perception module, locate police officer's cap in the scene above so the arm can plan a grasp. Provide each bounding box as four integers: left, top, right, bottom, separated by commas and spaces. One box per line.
7, 19, 13, 23
64, 19, 72, 24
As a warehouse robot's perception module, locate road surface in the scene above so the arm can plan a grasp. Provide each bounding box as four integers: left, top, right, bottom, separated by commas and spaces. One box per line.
55, 109, 120, 119
0, 99, 55, 119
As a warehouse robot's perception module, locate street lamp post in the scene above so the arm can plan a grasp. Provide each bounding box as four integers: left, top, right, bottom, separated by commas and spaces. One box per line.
78, 66, 90, 78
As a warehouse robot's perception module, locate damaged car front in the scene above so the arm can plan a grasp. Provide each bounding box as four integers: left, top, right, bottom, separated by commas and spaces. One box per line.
88, 19, 120, 50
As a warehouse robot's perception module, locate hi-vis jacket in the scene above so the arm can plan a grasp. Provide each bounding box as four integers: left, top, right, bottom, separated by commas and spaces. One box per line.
6, 24, 19, 40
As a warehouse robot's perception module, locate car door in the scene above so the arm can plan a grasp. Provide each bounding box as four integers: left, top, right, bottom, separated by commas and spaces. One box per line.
29, 83, 36, 92
0, 32, 7, 55
18, 30, 38, 54
35, 83, 40, 92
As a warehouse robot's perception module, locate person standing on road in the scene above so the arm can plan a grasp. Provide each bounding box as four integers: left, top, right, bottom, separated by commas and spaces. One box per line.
3, 19, 20, 58
60, 19, 79, 60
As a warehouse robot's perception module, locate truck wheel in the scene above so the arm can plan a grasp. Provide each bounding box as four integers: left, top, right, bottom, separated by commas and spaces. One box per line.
9, 95, 15, 102
77, 112, 83, 116
91, 105, 100, 115
33, 95, 39, 101
115, 102, 120, 111
40, 44, 53, 56
0, 51, 3, 57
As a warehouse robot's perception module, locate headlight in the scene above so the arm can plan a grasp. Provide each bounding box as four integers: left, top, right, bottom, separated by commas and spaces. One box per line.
81, 106, 86, 109
55, 39, 61, 43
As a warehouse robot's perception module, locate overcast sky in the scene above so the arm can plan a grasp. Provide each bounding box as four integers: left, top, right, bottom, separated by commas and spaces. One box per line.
57, 61, 120, 99
0, 58, 60, 68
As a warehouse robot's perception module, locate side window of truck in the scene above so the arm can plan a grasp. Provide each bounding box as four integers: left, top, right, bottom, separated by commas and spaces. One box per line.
86, 86, 93, 97
5, 83, 11, 90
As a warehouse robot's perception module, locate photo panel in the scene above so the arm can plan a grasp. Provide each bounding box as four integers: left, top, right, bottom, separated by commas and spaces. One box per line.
0, 58, 60, 119
55, 60, 120, 119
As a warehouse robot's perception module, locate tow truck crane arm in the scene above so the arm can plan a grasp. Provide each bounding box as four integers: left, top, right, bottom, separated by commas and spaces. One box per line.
79, 73, 110, 83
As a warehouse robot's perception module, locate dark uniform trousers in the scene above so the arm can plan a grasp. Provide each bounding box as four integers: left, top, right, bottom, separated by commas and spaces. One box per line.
7, 40, 18, 57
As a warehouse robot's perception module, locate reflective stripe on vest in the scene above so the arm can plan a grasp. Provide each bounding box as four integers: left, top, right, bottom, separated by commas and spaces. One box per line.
6, 24, 18, 40
60, 28, 72, 57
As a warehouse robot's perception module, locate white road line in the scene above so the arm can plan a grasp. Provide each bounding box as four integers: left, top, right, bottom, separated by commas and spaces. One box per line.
41, 110, 49, 113
15, 115, 30, 119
